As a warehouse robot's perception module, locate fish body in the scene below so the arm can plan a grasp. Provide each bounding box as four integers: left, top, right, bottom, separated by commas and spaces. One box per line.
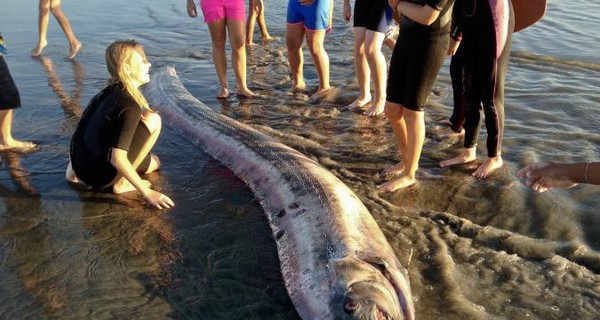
144, 67, 414, 320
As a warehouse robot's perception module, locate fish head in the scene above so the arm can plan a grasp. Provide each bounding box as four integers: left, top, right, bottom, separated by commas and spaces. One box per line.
328, 255, 414, 320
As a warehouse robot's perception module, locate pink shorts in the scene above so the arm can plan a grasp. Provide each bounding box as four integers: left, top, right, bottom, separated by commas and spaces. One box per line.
200, 0, 246, 24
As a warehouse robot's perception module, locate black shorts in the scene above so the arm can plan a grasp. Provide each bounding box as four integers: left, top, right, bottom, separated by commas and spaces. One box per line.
72, 122, 152, 188
353, 0, 390, 33
0, 55, 21, 110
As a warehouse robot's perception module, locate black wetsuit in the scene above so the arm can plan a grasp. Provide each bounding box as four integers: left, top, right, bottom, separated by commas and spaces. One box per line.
386, 0, 454, 111
70, 84, 151, 188
353, 0, 391, 33
453, 0, 514, 157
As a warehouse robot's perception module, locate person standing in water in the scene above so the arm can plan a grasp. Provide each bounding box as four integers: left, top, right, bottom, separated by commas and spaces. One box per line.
379, 0, 454, 192
286, 0, 334, 101
186, 0, 256, 99
31, 0, 82, 59
343, 0, 392, 116
246, 0, 273, 45
0, 31, 37, 151
66, 40, 174, 209
439, 0, 514, 179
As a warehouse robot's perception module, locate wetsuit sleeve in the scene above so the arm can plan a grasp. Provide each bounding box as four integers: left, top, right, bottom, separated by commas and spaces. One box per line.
112, 95, 142, 152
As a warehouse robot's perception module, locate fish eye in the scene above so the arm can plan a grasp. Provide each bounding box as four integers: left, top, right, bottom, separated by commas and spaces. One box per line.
344, 300, 359, 313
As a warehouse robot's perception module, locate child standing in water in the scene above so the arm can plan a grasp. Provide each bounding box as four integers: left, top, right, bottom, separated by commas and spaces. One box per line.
343, 0, 392, 116
439, 0, 514, 179
379, 0, 454, 192
286, 0, 334, 101
31, 0, 81, 59
246, 0, 272, 45
186, 0, 256, 99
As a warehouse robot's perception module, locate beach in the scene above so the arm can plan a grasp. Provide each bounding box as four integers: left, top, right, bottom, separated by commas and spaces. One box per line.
1, 0, 599, 319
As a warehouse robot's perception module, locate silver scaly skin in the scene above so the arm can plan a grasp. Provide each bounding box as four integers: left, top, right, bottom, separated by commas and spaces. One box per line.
144, 66, 415, 320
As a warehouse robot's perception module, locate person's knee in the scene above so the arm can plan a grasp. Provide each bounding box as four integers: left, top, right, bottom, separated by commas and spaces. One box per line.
143, 112, 162, 134
306, 40, 325, 56
384, 103, 401, 119
286, 35, 302, 52
146, 154, 161, 173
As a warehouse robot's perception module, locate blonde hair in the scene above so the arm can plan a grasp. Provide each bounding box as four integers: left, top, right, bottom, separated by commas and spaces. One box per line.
105, 40, 152, 112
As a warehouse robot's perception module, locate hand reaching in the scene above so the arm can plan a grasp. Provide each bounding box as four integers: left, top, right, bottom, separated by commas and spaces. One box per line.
517, 162, 578, 192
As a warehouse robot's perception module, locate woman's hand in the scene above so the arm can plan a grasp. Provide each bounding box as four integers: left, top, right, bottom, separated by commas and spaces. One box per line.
517, 162, 578, 192
144, 189, 175, 209
343, 1, 352, 22
447, 39, 460, 55
187, 0, 197, 18
299, 0, 315, 6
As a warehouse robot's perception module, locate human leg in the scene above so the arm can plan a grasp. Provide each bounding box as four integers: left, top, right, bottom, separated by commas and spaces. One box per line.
348, 27, 372, 110
305, 29, 331, 100
49, 0, 81, 59
382, 101, 407, 176
0, 109, 36, 151
256, 0, 272, 41
207, 19, 230, 98
362, 30, 386, 116
246, 0, 259, 45
31, 0, 51, 56
112, 112, 161, 194
227, 19, 255, 97
286, 23, 306, 92
380, 106, 424, 191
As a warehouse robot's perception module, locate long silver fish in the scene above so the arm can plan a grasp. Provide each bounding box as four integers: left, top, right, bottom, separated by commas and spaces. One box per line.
144, 66, 415, 320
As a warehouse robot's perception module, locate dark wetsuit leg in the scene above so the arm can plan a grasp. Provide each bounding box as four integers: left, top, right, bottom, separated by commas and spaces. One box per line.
449, 45, 465, 133
71, 120, 151, 188
462, 1, 514, 157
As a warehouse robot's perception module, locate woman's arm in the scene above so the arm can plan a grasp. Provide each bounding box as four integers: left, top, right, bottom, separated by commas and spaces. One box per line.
186, 0, 197, 18
111, 148, 174, 209
517, 162, 600, 192
395, 1, 440, 26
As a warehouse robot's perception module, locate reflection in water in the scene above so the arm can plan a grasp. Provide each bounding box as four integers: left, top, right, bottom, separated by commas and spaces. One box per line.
36, 55, 84, 119
0, 152, 66, 315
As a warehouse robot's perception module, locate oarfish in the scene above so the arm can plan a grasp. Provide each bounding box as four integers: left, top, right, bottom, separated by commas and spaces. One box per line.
144, 66, 415, 320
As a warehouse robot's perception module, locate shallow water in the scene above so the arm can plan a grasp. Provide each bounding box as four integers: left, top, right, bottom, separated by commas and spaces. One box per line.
1, 0, 599, 319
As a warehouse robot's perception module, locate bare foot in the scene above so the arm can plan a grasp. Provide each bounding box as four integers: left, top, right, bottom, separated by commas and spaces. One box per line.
347, 97, 372, 111
363, 99, 385, 116
439, 148, 476, 168
309, 86, 334, 102
113, 178, 151, 194
472, 156, 503, 179
435, 126, 464, 139
0, 140, 37, 152
68, 41, 82, 60
217, 87, 230, 99
65, 162, 80, 184
237, 87, 257, 97
31, 41, 47, 57
262, 35, 273, 42
382, 162, 405, 177
378, 174, 416, 192
290, 82, 306, 94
